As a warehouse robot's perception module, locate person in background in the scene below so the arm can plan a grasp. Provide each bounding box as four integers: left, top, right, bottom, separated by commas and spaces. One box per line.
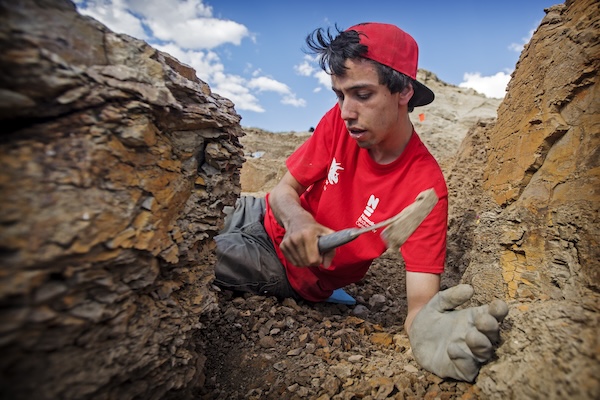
214, 22, 508, 382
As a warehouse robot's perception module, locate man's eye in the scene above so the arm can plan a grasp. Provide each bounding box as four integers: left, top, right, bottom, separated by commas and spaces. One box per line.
357, 92, 371, 100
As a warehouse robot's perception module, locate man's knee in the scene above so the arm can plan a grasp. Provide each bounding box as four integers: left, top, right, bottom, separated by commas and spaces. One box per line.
219, 196, 266, 234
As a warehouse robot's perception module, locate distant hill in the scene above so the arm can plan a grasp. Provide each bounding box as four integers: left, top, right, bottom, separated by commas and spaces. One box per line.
412, 69, 502, 160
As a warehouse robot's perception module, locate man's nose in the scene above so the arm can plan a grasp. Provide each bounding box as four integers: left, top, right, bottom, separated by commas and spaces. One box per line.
340, 99, 357, 121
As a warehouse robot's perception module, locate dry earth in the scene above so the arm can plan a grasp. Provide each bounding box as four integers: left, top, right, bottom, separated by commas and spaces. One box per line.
197, 254, 472, 400
196, 85, 504, 399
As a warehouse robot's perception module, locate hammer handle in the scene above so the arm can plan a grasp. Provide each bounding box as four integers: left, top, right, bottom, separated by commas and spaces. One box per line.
317, 228, 361, 254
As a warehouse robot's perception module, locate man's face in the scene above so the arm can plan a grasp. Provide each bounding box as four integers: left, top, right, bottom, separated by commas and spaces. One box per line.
331, 58, 409, 154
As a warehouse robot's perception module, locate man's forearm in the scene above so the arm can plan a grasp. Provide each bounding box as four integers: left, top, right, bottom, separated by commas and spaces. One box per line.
269, 171, 335, 267
404, 271, 440, 332
269, 172, 311, 230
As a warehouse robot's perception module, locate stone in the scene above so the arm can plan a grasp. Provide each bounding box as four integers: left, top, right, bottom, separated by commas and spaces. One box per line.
0, 0, 243, 399
369, 332, 394, 347
368, 293, 387, 312
352, 304, 370, 319
331, 362, 355, 379
481, 0, 599, 296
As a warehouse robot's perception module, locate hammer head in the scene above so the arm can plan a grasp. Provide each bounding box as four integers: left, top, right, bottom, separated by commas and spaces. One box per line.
380, 188, 439, 249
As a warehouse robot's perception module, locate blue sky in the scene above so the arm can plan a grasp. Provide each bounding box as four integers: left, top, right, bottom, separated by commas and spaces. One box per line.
74, 0, 558, 132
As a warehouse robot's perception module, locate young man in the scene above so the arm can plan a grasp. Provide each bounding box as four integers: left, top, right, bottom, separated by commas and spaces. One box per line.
214, 22, 508, 382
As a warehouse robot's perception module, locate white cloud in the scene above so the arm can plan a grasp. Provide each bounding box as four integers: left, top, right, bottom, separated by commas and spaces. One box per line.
248, 76, 291, 94
74, 0, 303, 113
75, 0, 148, 39
147, 18, 249, 50
211, 73, 264, 113
248, 77, 306, 108
295, 55, 331, 91
77, 0, 249, 50
466, 22, 538, 99
282, 95, 306, 107
295, 60, 315, 77
509, 27, 537, 53
128, 0, 214, 20
459, 71, 512, 99
315, 70, 331, 88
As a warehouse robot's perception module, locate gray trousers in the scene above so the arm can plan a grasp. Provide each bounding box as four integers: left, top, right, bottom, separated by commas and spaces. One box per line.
214, 196, 300, 300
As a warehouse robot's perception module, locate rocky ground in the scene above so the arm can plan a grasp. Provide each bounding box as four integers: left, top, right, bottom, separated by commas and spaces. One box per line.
196, 251, 475, 400
195, 85, 502, 399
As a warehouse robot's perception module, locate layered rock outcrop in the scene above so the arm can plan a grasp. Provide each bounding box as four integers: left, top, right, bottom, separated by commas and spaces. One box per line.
447, 0, 599, 397
483, 0, 599, 299
0, 1, 244, 398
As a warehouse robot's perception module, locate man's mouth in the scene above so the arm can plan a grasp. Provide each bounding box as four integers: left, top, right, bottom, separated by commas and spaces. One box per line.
348, 128, 367, 139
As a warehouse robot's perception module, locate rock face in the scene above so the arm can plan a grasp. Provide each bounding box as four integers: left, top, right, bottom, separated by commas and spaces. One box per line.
0, 1, 244, 399
484, 0, 599, 299
447, 0, 600, 398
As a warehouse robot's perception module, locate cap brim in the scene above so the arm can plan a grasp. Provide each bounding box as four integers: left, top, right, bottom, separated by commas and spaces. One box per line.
409, 80, 434, 108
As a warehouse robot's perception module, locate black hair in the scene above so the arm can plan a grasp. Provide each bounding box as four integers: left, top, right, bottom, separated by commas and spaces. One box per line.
304, 24, 415, 109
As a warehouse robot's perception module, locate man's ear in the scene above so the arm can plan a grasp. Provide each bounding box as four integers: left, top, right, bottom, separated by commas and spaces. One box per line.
398, 84, 414, 106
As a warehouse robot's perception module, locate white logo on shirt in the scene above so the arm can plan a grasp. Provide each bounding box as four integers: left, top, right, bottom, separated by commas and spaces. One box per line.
356, 194, 380, 228
325, 157, 344, 189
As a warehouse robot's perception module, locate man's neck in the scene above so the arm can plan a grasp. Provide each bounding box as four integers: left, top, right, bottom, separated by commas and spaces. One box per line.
368, 121, 414, 165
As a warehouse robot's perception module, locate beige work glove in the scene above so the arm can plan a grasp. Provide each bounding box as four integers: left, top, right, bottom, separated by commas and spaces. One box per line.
408, 284, 508, 382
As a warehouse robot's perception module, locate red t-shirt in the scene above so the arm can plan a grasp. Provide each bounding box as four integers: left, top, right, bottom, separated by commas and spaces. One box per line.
264, 104, 448, 302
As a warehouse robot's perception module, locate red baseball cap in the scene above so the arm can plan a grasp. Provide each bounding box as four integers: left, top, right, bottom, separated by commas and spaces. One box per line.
346, 22, 434, 107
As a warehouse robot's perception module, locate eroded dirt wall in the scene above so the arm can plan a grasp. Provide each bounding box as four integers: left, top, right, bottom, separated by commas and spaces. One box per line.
449, 0, 599, 398
483, 0, 599, 299
0, 1, 244, 398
